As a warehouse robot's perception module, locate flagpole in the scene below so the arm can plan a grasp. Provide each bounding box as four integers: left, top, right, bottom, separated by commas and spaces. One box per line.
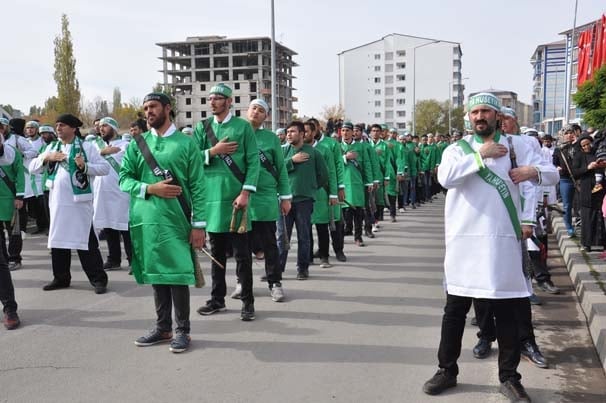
270, 0, 278, 131
565, 0, 578, 125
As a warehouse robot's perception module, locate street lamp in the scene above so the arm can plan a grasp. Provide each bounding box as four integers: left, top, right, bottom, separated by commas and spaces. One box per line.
270, 0, 277, 131
448, 77, 469, 135
412, 40, 440, 136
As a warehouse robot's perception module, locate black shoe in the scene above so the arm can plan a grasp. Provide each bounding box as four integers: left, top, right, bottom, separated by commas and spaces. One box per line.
296, 271, 309, 280
241, 304, 255, 321
521, 342, 548, 369
134, 329, 173, 346
94, 285, 107, 294
471, 316, 478, 326
335, 252, 347, 262
197, 300, 227, 316
169, 332, 191, 353
499, 379, 531, 402
472, 338, 492, 359
313, 249, 321, 259
3, 311, 20, 330
31, 227, 47, 235
103, 261, 121, 270
422, 368, 457, 395
537, 280, 560, 295
260, 275, 268, 282
412, 203, 417, 209
42, 279, 70, 291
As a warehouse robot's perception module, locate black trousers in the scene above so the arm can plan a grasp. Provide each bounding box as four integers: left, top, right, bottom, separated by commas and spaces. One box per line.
330, 219, 344, 254
438, 294, 522, 383
0, 246, 17, 314
209, 232, 253, 305
0, 221, 23, 264
153, 284, 190, 334
388, 195, 397, 218
19, 196, 48, 231
105, 228, 133, 265
250, 221, 281, 286
50, 227, 108, 287
343, 208, 364, 242
474, 297, 536, 345
310, 223, 330, 260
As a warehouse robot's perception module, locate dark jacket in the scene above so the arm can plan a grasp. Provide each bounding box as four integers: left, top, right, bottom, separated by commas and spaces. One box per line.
553, 143, 575, 179
571, 148, 605, 209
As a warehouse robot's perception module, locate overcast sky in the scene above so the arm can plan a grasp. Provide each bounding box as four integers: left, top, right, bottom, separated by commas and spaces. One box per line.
2, 0, 605, 118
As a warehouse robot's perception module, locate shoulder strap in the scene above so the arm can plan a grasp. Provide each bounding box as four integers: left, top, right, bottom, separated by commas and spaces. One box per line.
258, 149, 279, 180
0, 165, 16, 195
134, 134, 191, 220
203, 119, 245, 183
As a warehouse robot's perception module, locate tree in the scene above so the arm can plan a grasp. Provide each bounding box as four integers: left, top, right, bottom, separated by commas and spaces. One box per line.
321, 104, 345, 122
112, 87, 122, 114
53, 14, 81, 115
152, 83, 177, 115
450, 106, 466, 133
411, 99, 448, 135
0, 104, 15, 116
574, 64, 606, 129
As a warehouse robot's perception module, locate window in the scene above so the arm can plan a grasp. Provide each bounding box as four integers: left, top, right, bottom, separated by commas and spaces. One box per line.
185, 111, 192, 119
385, 76, 394, 84
385, 88, 394, 96
385, 111, 394, 119
386, 99, 394, 107
397, 122, 406, 129
396, 87, 406, 93
235, 96, 241, 104
235, 110, 241, 117
375, 100, 381, 107
385, 52, 393, 61
251, 95, 257, 101
201, 98, 206, 105
374, 89, 381, 95
185, 98, 191, 105
234, 83, 240, 90
396, 62, 406, 69
396, 74, 406, 81
397, 111, 406, 117
374, 66, 381, 72
385, 64, 394, 73
201, 111, 207, 118
200, 84, 206, 91
374, 112, 381, 118
396, 99, 406, 105
396, 50, 406, 57
374, 53, 381, 60
374, 77, 381, 83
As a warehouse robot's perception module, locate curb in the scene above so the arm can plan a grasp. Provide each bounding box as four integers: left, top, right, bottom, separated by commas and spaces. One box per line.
553, 215, 606, 371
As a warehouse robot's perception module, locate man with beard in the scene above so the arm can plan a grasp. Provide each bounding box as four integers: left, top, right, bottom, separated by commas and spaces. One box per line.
193, 83, 259, 321
30, 114, 110, 294
21, 121, 47, 236
93, 117, 132, 271
423, 93, 558, 402
245, 99, 291, 302
120, 93, 206, 353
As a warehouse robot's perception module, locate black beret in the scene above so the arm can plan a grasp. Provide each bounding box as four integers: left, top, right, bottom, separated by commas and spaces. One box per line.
56, 114, 83, 128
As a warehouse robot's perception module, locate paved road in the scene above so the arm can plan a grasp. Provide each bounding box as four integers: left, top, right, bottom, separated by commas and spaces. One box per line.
1, 195, 605, 402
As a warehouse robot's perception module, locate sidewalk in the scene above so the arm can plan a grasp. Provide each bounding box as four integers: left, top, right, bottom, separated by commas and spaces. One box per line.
552, 214, 606, 371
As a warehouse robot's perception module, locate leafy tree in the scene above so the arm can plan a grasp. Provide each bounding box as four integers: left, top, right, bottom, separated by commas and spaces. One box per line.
0, 104, 15, 116
151, 83, 177, 115
321, 104, 345, 121
412, 99, 447, 135
53, 14, 81, 115
574, 65, 606, 129
112, 87, 122, 114
450, 106, 466, 133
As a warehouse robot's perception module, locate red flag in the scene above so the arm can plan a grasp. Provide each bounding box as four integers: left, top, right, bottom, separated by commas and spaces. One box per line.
593, 18, 602, 73
578, 30, 589, 85
600, 14, 606, 69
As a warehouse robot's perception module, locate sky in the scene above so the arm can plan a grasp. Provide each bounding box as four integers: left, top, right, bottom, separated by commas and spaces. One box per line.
2, 0, 605, 119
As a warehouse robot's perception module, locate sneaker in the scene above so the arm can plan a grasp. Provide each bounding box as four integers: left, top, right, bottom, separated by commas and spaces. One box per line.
241, 304, 255, 321
8, 262, 21, 271
412, 203, 417, 209
296, 271, 309, 280
422, 368, 457, 395
499, 379, 531, 402
271, 284, 285, 302
335, 252, 347, 262
169, 332, 191, 353
42, 279, 70, 291
94, 285, 107, 295
472, 338, 492, 359
537, 280, 560, 295
3, 311, 20, 330
528, 294, 542, 306
320, 258, 332, 268
391, 217, 396, 223
230, 283, 242, 299
371, 224, 379, 233
567, 229, 576, 238
521, 341, 548, 369
313, 250, 321, 259
103, 261, 121, 271
254, 251, 265, 260
398, 208, 405, 213
134, 329, 173, 346
355, 240, 365, 247
197, 300, 227, 316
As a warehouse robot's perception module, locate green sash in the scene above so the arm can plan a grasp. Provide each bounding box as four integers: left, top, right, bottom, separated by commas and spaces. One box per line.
45, 137, 93, 202
94, 137, 121, 174
457, 139, 522, 240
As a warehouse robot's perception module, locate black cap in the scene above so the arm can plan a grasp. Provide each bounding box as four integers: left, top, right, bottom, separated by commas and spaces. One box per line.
56, 114, 83, 128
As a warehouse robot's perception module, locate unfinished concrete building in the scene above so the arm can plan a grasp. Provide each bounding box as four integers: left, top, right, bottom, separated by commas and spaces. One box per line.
157, 36, 298, 128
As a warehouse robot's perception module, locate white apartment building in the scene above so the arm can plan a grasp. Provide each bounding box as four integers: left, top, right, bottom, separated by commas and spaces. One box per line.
338, 34, 463, 133
157, 36, 297, 128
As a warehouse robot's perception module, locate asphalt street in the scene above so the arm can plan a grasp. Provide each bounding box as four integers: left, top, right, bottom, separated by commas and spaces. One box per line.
1, 195, 605, 402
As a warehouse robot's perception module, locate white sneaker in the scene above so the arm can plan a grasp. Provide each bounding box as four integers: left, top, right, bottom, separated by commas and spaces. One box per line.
230, 283, 242, 299
398, 208, 405, 213
372, 224, 379, 233
271, 284, 284, 302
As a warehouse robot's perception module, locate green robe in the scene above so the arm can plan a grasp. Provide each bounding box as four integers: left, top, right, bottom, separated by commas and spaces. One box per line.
419, 143, 437, 172
311, 141, 338, 224
372, 139, 392, 202
0, 145, 24, 221
283, 143, 328, 203
436, 141, 449, 165
406, 142, 419, 177
193, 114, 260, 232
317, 135, 344, 221
385, 140, 400, 197
119, 130, 206, 286
249, 128, 291, 222
341, 140, 372, 207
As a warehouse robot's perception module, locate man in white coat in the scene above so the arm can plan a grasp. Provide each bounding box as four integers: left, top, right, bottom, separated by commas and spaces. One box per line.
30, 114, 110, 294
92, 117, 132, 270
422, 93, 558, 403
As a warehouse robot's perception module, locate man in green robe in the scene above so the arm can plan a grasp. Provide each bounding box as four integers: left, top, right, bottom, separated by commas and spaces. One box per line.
278, 121, 328, 280
192, 83, 260, 321
341, 122, 373, 247
419, 134, 438, 203
305, 120, 338, 268
353, 124, 380, 239
246, 99, 291, 302
120, 93, 207, 353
